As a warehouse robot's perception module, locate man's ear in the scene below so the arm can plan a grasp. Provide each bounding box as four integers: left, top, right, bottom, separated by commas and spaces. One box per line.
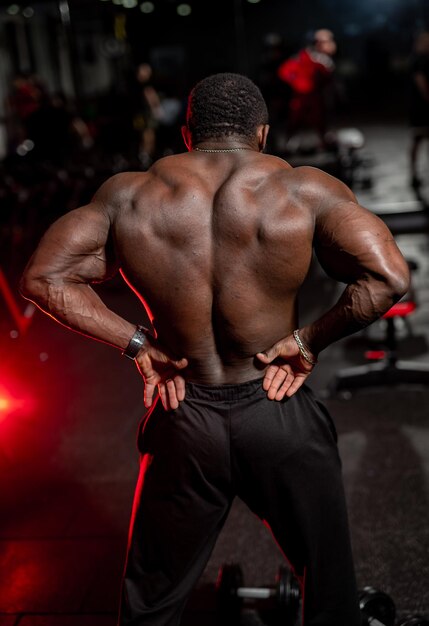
258, 124, 270, 152
181, 125, 192, 151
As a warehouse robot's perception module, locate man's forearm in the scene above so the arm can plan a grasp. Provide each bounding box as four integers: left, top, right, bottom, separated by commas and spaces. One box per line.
299, 277, 406, 356
20, 277, 137, 351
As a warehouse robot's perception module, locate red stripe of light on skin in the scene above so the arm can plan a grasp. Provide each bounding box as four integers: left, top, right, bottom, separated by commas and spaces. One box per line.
383, 301, 416, 319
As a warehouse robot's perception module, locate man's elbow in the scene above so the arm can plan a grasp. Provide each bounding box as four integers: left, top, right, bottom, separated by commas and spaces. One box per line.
19, 272, 34, 301
19, 270, 49, 305
384, 263, 411, 304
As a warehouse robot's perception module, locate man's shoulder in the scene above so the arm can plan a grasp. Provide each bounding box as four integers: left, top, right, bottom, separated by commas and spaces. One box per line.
286, 164, 339, 188
97, 170, 148, 191
92, 171, 150, 214
285, 165, 355, 210
98, 154, 194, 208
231, 159, 336, 199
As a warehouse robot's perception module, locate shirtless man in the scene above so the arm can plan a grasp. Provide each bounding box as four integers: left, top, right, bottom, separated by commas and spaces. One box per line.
20, 73, 410, 626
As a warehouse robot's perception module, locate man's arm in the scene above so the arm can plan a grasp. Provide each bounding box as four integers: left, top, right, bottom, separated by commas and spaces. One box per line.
20, 200, 132, 347
20, 175, 187, 409
300, 180, 410, 354
257, 169, 410, 399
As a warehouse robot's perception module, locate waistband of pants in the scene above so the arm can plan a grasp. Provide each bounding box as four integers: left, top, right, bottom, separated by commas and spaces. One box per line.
185, 376, 266, 402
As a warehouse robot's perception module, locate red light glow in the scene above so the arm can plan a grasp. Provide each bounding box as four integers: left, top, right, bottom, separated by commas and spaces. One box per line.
0, 396, 12, 411
0, 383, 33, 422
0, 387, 17, 421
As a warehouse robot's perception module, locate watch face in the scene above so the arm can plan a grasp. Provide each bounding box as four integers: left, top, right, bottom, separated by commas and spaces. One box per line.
124, 327, 146, 359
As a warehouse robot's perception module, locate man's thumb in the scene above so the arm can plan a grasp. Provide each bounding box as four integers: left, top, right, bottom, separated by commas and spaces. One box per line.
256, 348, 276, 364
173, 357, 188, 369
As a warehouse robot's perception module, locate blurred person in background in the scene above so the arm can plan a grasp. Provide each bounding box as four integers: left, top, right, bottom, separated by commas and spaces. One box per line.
4, 72, 44, 153
408, 30, 429, 190
277, 29, 338, 152
25, 91, 93, 169
256, 32, 294, 154
133, 62, 163, 168
94, 83, 136, 169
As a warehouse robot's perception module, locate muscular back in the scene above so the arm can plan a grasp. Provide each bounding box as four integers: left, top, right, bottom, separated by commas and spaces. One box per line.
111, 152, 315, 383
21, 143, 407, 390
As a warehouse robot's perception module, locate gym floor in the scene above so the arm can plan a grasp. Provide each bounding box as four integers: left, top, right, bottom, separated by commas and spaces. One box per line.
0, 119, 428, 626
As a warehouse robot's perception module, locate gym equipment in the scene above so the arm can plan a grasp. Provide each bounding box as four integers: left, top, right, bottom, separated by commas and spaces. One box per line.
359, 586, 396, 626
216, 562, 244, 621
397, 617, 429, 626
376, 206, 429, 236
330, 127, 375, 190
216, 562, 301, 624
216, 570, 427, 626
329, 259, 429, 396
359, 587, 429, 626
277, 126, 374, 191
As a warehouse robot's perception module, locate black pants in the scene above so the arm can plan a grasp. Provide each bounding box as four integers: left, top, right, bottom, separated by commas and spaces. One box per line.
119, 378, 362, 626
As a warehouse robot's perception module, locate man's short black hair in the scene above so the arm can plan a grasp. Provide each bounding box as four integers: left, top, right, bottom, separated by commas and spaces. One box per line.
186, 72, 269, 143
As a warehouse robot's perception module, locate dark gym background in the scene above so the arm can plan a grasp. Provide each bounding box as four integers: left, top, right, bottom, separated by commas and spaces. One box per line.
0, 1, 428, 625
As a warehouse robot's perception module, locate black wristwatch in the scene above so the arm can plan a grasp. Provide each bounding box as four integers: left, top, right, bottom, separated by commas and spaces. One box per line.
123, 325, 149, 360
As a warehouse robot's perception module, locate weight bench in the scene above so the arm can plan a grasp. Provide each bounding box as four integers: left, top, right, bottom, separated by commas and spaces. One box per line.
329, 260, 429, 395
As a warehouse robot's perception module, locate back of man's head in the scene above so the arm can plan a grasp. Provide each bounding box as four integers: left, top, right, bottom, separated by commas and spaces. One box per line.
186, 72, 268, 144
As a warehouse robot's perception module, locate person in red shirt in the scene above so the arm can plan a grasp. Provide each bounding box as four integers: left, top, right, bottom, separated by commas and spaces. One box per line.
277, 29, 337, 150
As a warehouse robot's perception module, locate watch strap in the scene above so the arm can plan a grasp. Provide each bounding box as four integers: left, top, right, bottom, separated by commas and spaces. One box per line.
123, 325, 149, 360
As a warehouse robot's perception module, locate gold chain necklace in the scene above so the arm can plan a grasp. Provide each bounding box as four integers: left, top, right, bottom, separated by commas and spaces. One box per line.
194, 147, 252, 153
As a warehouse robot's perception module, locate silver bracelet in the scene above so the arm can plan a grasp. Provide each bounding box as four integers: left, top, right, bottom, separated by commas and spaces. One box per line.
123, 325, 149, 360
293, 330, 318, 365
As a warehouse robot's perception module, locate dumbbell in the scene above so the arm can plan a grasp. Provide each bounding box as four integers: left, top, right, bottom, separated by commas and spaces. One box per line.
359, 586, 429, 626
216, 562, 301, 624
359, 586, 396, 626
